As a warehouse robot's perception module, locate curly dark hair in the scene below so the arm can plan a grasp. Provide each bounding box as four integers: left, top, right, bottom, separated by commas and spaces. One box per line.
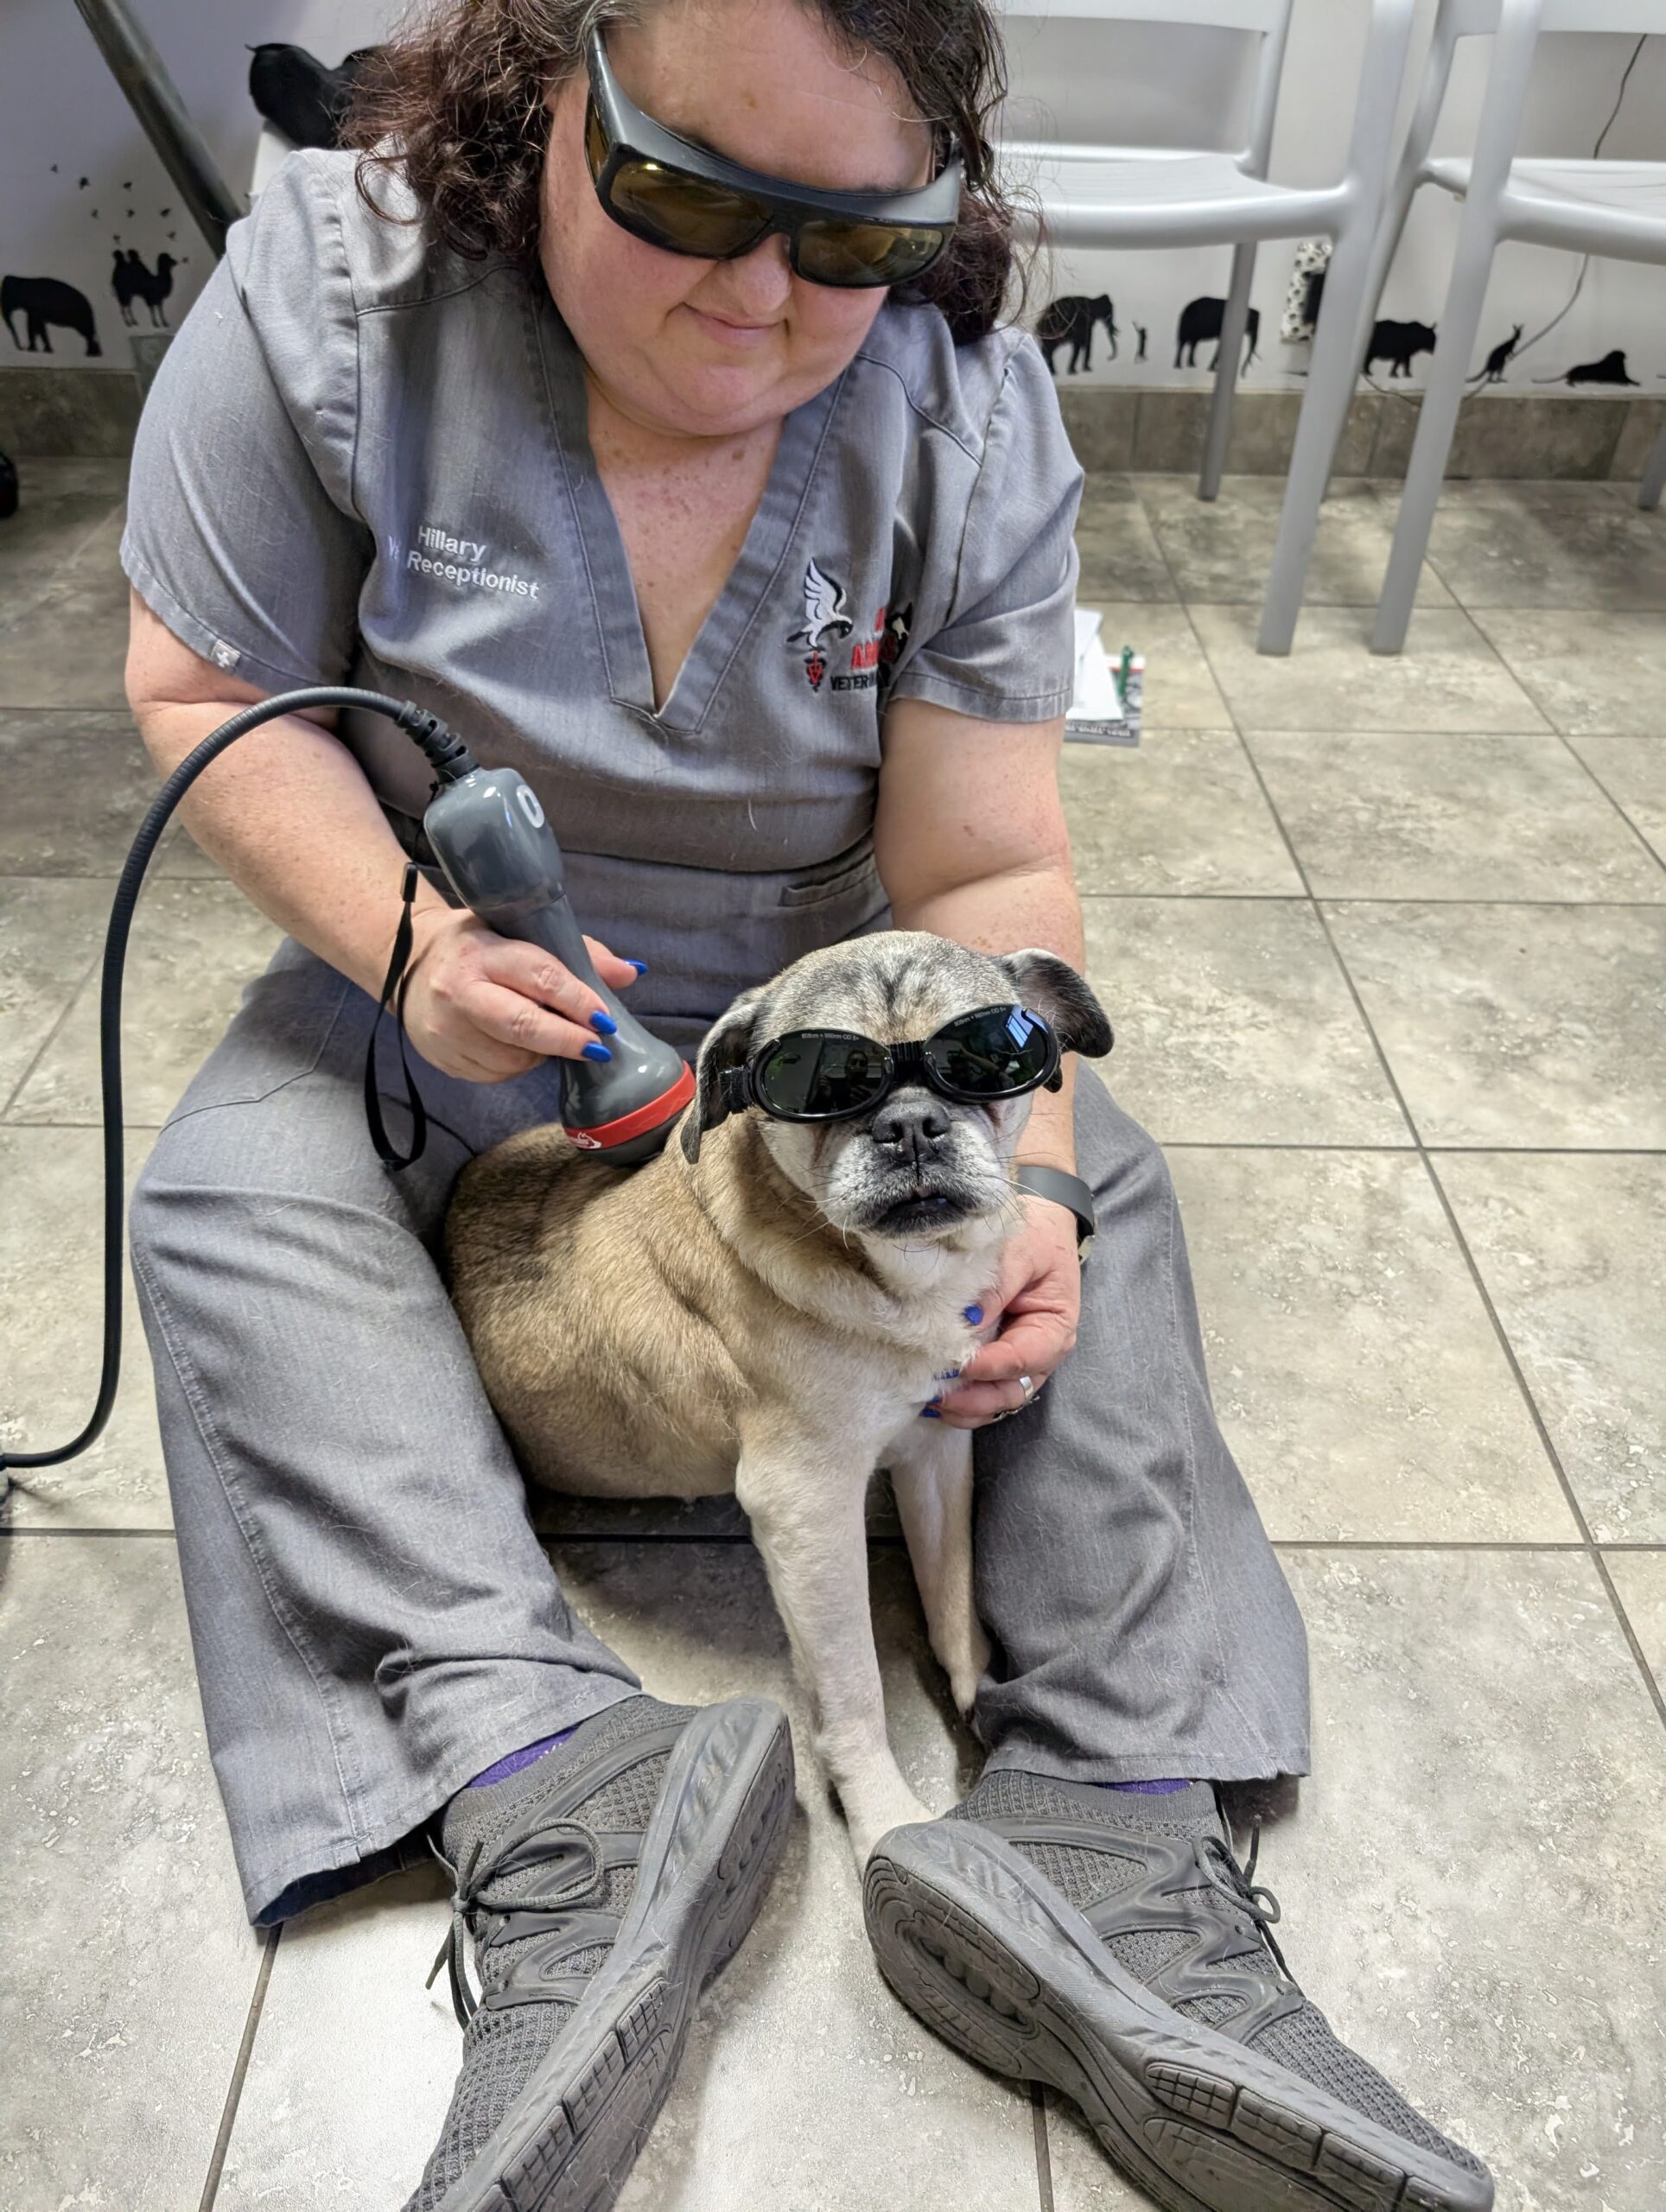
346, 0, 1020, 344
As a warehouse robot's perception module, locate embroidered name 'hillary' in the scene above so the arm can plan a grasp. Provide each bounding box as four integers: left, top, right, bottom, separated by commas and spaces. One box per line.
397, 522, 541, 599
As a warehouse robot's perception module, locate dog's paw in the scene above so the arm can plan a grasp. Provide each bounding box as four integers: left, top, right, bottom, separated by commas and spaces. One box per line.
939, 1621, 992, 1722
843, 1779, 934, 1871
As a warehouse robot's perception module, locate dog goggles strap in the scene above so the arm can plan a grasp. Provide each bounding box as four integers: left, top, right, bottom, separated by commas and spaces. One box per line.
364, 861, 431, 1171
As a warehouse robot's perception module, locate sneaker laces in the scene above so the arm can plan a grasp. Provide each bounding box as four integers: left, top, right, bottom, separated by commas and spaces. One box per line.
1194, 1816, 1292, 1980
423, 1818, 603, 2029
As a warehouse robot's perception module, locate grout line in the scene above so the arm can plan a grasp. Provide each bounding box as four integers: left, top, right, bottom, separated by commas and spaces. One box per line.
0, 1525, 178, 1538
0, 938, 104, 1122
1078, 892, 1666, 911
197, 1923, 280, 2212
1555, 732, 1666, 883
1032, 2084, 1056, 2212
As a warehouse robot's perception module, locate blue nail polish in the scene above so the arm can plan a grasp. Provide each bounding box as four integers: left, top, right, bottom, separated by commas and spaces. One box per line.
590, 1009, 618, 1034
963, 1304, 983, 1325
628, 959, 649, 976
582, 1041, 612, 1062
919, 1406, 941, 1420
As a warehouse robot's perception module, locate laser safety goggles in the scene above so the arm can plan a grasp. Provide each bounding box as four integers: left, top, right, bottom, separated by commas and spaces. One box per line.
582, 30, 962, 289
721, 1005, 1063, 1123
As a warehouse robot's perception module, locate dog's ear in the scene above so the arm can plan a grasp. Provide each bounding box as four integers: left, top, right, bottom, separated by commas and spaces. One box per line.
997, 949, 1113, 1060
680, 988, 766, 1166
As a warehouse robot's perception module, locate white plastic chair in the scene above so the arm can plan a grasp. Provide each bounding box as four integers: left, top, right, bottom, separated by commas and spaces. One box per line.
998, 0, 1420, 655
1354, 0, 1666, 653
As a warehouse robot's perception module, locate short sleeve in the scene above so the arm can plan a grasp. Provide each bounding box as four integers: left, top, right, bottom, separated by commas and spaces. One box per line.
887, 338, 1083, 723
119, 151, 372, 691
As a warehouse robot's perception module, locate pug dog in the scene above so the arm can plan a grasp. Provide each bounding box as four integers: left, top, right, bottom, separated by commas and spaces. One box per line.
444, 931, 1112, 1866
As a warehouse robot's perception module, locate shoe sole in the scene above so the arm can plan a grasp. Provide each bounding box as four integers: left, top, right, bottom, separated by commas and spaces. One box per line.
441, 1696, 794, 2212
864, 1821, 1493, 2212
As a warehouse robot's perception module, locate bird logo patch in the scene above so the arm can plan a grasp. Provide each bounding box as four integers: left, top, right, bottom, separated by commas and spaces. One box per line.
790, 558, 854, 688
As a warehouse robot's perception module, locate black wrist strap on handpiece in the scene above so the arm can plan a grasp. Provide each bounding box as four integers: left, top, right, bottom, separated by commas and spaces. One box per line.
1014, 1163, 1097, 1265
364, 861, 430, 1170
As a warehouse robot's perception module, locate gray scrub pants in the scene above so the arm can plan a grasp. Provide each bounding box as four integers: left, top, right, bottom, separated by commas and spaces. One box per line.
130, 941, 1310, 1926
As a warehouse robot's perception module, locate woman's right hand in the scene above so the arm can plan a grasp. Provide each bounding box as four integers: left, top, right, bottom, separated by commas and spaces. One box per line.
398, 905, 643, 1083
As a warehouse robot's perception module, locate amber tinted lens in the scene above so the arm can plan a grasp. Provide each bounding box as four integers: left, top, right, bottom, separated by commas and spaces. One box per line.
606, 157, 773, 257
924, 1007, 1053, 1098
793, 219, 946, 286
756, 1033, 890, 1118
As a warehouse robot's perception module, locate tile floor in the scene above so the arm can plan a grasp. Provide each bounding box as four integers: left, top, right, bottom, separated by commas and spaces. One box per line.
2, 457, 1663, 2212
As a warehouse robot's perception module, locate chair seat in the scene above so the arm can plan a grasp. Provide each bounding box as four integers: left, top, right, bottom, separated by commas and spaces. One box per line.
997, 145, 1344, 247
1425, 156, 1666, 261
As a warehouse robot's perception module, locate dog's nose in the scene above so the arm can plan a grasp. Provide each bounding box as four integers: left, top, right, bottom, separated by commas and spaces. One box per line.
872, 1095, 951, 1164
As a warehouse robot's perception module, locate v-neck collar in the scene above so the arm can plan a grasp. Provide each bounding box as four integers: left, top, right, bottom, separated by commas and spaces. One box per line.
535, 298, 843, 732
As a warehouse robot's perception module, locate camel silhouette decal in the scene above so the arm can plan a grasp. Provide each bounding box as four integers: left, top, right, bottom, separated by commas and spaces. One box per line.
112, 250, 178, 330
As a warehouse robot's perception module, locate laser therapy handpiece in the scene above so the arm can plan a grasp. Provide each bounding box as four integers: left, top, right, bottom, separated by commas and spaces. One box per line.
422, 761, 695, 1165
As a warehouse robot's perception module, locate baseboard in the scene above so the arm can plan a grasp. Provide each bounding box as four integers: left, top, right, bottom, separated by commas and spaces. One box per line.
3, 361, 1662, 485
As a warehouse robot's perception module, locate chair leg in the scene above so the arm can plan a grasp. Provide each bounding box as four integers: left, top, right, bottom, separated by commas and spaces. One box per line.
1256, 218, 1378, 657
1200, 243, 1257, 502
1640, 422, 1666, 513
1370, 218, 1497, 655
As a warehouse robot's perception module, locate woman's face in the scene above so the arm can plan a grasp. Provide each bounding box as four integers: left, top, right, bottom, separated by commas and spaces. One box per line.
539, 0, 933, 438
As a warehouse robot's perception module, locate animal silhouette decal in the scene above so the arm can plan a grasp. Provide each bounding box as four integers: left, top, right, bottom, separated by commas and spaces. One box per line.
1366, 319, 1436, 378
1038, 294, 1117, 376
111, 249, 177, 328
1478, 324, 1523, 383
2, 276, 101, 355
1174, 297, 1259, 372
1537, 350, 1639, 387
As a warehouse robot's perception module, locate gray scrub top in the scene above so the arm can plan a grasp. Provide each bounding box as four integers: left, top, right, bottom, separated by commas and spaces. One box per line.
120, 149, 1084, 1049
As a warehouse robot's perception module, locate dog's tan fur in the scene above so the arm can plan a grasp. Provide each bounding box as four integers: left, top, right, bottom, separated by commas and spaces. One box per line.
445, 933, 1111, 1861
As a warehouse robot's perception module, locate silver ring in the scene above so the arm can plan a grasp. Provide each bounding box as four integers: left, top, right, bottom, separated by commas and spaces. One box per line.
1018, 1374, 1036, 1402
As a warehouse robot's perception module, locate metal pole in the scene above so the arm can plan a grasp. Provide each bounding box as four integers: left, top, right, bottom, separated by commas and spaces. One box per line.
71, 0, 243, 258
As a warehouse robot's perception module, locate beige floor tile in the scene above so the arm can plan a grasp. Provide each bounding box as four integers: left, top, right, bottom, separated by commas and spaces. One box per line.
0, 874, 106, 1109
1567, 734, 1666, 870
1048, 1549, 1666, 2211
1604, 1552, 1666, 1693
1325, 903, 1666, 1148
1436, 1153, 1666, 1543
1081, 898, 1408, 1146
1078, 601, 1230, 728
1414, 479, 1666, 610
0, 489, 122, 631
7, 877, 281, 1124
218, 1542, 1037, 2212
1468, 609, 1666, 738
0, 1128, 170, 1529
16, 456, 132, 499
1135, 474, 1454, 608
1247, 728, 1666, 902
1173, 1148, 1575, 1542
1074, 477, 1178, 603
1061, 730, 1301, 897
0, 1531, 259, 2210
0, 507, 131, 709
0, 708, 214, 878
1190, 605, 1549, 736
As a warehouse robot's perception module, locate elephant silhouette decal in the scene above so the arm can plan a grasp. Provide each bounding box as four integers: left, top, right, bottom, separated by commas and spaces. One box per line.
1173, 297, 1259, 372
1037, 294, 1118, 376
112, 250, 178, 329
2, 275, 101, 356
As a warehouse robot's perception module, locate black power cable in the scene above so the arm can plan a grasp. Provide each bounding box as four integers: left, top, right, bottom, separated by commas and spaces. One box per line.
0, 687, 474, 1478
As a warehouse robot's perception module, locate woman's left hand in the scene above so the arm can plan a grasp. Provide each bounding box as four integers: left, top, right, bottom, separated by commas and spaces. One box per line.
932, 1195, 1081, 1428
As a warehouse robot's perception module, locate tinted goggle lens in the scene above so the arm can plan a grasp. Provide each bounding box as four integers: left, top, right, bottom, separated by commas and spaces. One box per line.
757, 1033, 890, 1118
794, 218, 947, 287
607, 157, 774, 258
925, 1006, 1054, 1096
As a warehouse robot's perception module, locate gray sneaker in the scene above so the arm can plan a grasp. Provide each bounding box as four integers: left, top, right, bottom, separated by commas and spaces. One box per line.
404, 1693, 792, 2212
864, 1771, 1492, 2212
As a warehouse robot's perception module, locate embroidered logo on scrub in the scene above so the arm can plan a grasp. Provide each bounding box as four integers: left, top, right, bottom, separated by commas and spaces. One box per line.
788, 562, 912, 696
391, 523, 541, 601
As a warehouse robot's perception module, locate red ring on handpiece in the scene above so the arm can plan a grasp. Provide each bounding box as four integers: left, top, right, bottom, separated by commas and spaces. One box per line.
563, 1059, 696, 1151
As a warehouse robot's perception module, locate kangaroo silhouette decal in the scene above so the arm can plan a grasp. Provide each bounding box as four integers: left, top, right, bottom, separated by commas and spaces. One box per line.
1478, 323, 1523, 383
2, 275, 101, 357
1366, 318, 1436, 379
112, 250, 178, 330
1174, 297, 1259, 373
1536, 349, 1639, 387
1037, 294, 1118, 376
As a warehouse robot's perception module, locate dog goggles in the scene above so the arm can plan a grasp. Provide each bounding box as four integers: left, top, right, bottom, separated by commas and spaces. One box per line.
582, 31, 962, 289
722, 1005, 1062, 1122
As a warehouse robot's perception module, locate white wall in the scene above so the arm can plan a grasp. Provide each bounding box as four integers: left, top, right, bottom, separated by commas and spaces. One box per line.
2, 0, 1663, 394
